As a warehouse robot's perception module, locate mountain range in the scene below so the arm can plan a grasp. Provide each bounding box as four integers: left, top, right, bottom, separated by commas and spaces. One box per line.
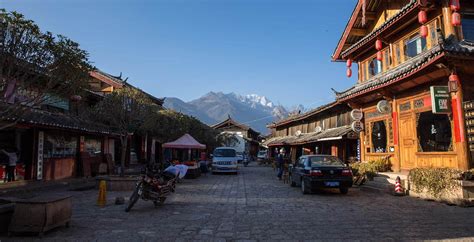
164, 92, 298, 134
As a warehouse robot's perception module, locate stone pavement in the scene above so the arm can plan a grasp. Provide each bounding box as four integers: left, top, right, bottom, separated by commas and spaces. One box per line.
3, 163, 474, 241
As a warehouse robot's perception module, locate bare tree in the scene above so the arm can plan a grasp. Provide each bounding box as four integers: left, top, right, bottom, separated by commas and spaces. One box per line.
0, 9, 92, 129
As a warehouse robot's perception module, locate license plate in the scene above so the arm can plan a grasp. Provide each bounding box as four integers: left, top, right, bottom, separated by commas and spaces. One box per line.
325, 181, 339, 187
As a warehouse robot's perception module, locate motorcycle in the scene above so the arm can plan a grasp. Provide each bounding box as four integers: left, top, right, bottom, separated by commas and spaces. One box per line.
243, 157, 249, 167
125, 165, 177, 212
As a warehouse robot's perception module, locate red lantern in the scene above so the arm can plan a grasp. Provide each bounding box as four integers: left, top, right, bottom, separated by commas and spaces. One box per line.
420, 25, 429, 38
449, 73, 460, 92
449, 73, 460, 83
450, 0, 460, 12
376, 51, 383, 61
375, 39, 383, 51
346, 59, 352, 68
346, 68, 352, 78
418, 10, 428, 24
452, 12, 461, 26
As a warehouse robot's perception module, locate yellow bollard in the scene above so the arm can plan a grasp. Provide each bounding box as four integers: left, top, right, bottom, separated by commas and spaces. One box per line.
97, 180, 107, 207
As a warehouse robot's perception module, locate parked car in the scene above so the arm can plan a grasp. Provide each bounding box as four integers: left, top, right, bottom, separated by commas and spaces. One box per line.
289, 155, 353, 194
257, 150, 267, 161
212, 147, 239, 174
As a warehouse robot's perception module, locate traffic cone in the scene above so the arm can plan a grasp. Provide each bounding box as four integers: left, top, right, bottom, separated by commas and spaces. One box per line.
97, 180, 107, 206
393, 176, 405, 196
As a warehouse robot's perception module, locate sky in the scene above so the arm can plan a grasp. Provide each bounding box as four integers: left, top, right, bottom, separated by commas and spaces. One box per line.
1, 0, 358, 109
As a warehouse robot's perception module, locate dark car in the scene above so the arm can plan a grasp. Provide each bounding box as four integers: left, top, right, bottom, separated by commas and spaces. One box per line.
289, 155, 353, 194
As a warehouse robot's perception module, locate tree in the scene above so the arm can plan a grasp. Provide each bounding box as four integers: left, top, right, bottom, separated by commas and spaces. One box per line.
217, 132, 240, 147
91, 87, 157, 176
0, 9, 92, 129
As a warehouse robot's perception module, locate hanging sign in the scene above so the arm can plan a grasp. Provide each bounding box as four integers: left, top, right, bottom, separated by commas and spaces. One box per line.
430, 86, 451, 114
37, 131, 44, 180
350, 109, 363, 120
351, 121, 364, 133
376, 100, 392, 114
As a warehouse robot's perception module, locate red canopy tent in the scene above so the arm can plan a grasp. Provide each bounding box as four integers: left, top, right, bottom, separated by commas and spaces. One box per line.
162, 134, 206, 150
162, 134, 206, 178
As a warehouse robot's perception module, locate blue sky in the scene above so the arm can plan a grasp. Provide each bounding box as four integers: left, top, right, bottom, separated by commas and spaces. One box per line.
1, 0, 357, 108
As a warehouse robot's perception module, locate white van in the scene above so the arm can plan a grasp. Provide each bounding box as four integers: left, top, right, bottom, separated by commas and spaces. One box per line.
212, 147, 239, 174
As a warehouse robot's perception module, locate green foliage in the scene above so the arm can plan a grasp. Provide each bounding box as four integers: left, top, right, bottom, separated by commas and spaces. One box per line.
350, 157, 391, 179
0, 9, 92, 123
409, 168, 463, 198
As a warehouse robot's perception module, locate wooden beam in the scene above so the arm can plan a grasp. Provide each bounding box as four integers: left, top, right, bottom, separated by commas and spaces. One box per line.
365, 12, 377, 21
351, 28, 368, 37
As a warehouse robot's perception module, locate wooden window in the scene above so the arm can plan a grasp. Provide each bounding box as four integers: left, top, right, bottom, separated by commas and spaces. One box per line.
462, 14, 474, 41
371, 120, 388, 153
428, 19, 439, 48
368, 57, 383, 78
404, 34, 427, 60
383, 49, 390, 71
416, 112, 453, 152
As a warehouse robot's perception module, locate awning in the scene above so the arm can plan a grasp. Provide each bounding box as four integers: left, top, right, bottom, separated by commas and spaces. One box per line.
264, 136, 298, 147
162, 133, 206, 149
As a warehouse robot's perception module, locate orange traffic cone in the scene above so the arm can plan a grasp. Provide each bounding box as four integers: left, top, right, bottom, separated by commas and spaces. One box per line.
393, 176, 405, 196
97, 180, 107, 206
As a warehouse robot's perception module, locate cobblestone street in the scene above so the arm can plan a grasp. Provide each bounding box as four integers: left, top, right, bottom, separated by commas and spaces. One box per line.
4, 164, 474, 241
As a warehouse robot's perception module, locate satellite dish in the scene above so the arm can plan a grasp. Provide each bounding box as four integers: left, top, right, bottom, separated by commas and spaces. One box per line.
315, 126, 322, 133
377, 100, 392, 114
295, 130, 302, 136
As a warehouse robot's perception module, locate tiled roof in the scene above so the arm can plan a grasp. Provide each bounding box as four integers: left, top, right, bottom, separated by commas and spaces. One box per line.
339, 0, 418, 59
264, 125, 354, 146
1, 104, 117, 135
268, 101, 338, 128
336, 37, 474, 101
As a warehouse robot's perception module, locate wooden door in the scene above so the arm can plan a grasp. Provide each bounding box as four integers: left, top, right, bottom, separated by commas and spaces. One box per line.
399, 113, 417, 169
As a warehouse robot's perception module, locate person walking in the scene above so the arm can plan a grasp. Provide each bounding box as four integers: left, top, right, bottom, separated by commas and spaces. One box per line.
1, 148, 18, 182
276, 148, 285, 180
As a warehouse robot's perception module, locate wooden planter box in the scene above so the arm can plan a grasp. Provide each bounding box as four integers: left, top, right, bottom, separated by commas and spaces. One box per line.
0, 203, 15, 233
96, 175, 137, 191
8, 195, 72, 237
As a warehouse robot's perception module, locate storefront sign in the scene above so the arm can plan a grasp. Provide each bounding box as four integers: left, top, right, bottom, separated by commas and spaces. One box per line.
376, 100, 391, 114
350, 109, 363, 120
351, 121, 364, 133
430, 86, 450, 114
37, 131, 44, 180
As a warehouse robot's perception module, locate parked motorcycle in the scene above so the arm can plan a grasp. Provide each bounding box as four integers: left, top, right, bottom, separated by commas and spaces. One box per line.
125, 165, 177, 212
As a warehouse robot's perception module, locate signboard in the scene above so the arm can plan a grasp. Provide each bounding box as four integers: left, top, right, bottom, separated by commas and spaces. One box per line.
37, 131, 44, 180
350, 109, 363, 120
376, 100, 391, 114
430, 86, 450, 114
351, 121, 364, 133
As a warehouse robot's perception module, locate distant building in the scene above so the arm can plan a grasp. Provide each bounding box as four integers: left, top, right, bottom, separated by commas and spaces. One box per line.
265, 102, 357, 163
211, 116, 260, 158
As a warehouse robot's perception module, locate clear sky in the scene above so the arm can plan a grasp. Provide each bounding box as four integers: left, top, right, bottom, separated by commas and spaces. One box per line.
1, 0, 358, 109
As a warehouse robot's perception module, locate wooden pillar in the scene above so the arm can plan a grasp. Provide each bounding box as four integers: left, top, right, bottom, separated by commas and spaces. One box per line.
359, 129, 366, 162
451, 75, 469, 170
442, 1, 456, 38
392, 98, 401, 172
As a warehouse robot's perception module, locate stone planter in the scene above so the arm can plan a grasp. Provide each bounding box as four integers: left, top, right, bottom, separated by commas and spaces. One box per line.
95, 175, 138, 191
408, 180, 474, 206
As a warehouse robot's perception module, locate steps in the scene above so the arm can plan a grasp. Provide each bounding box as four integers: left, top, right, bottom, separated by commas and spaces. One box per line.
359, 172, 408, 194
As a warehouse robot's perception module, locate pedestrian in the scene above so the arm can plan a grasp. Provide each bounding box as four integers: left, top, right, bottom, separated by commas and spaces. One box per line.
1, 147, 18, 182
277, 148, 285, 180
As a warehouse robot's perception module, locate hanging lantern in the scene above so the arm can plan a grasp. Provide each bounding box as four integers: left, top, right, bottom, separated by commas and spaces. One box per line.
376, 51, 383, 61
450, 0, 461, 12
420, 25, 429, 38
418, 10, 428, 24
449, 73, 460, 92
452, 12, 462, 26
375, 39, 383, 51
346, 68, 352, 78
346, 59, 352, 68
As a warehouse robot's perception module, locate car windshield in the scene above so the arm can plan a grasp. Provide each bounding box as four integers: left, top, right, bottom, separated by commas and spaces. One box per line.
258, 151, 266, 155
308, 156, 344, 167
213, 149, 236, 157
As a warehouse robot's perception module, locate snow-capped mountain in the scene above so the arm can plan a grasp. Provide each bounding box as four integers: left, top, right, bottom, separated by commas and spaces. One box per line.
164, 92, 291, 134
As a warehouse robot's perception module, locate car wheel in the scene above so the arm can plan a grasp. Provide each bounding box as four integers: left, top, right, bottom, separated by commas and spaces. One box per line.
301, 178, 309, 194
290, 174, 296, 187
339, 187, 349, 194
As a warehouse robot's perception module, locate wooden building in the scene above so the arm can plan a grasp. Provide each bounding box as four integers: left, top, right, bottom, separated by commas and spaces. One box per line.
265, 102, 358, 163
211, 116, 261, 158
332, 0, 474, 171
